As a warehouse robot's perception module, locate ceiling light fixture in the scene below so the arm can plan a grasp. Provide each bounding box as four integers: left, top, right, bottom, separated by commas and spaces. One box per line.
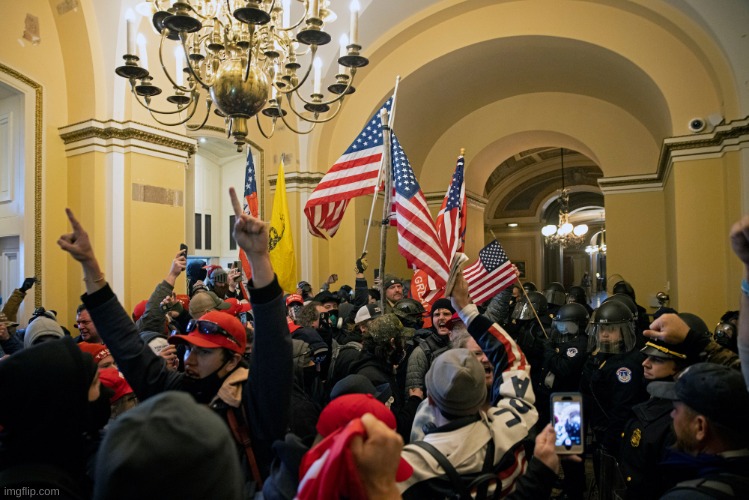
116, 0, 367, 151
541, 148, 588, 248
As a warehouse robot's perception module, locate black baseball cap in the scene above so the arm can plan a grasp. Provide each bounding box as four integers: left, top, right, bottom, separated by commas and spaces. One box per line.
647, 362, 749, 432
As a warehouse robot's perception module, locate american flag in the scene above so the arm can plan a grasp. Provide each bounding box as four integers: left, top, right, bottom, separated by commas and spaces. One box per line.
464, 240, 515, 305
390, 134, 449, 286
238, 150, 259, 295
304, 97, 393, 238
436, 153, 467, 258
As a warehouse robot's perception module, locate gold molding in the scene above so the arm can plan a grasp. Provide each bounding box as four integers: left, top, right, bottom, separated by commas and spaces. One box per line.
268, 171, 324, 191
59, 121, 197, 156
599, 118, 749, 192
0, 63, 43, 307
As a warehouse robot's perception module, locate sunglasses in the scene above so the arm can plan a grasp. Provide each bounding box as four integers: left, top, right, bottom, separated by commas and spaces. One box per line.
185, 319, 239, 346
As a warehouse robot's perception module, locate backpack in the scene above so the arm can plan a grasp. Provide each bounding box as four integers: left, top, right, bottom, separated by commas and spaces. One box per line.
409, 437, 504, 500
412, 331, 451, 367
665, 473, 749, 499
326, 339, 363, 388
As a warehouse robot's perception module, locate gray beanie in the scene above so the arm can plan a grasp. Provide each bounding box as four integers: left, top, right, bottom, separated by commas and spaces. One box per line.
426, 348, 487, 417
94, 391, 243, 500
24, 316, 65, 348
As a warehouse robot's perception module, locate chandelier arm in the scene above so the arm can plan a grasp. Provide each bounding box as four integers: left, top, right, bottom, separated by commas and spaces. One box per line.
130, 85, 200, 115
277, 6, 307, 32
255, 114, 277, 140
146, 94, 202, 126
179, 33, 213, 90
289, 69, 356, 107
185, 99, 214, 131
277, 44, 317, 94
277, 106, 317, 134
158, 29, 193, 93
243, 26, 257, 83
284, 94, 344, 124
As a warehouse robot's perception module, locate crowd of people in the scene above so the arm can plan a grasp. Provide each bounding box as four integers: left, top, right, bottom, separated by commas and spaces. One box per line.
0, 192, 748, 499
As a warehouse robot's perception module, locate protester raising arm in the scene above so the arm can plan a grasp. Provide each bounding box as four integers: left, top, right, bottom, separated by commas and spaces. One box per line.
136, 250, 187, 334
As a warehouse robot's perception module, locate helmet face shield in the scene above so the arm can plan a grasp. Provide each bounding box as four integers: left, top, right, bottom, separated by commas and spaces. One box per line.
515, 301, 537, 320
544, 290, 567, 306
590, 321, 636, 354
552, 319, 580, 343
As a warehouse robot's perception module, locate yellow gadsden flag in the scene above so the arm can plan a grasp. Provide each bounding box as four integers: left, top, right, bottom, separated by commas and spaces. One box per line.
268, 162, 297, 293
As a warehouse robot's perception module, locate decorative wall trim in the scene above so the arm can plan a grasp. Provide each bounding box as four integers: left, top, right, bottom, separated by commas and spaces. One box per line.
599, 117, 749, 194
424, 189, 487, 209
268, 170, 324, 192
131, 183, 184, 206
59, 119, 197, 161
0, 63, 42, 307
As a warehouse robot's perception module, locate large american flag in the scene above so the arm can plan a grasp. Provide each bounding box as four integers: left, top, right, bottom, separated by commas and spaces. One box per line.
390, 134, 449, 286
238, 150, 259, 295
304, 97, 393, 238
436, 153, 467, 258
464, 240, 515, 305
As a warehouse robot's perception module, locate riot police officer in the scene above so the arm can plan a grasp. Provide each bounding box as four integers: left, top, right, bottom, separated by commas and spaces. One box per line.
567, 285, 594, 315
511, 291, 550, 386
581, 300, 647, 456
543, 281, 567, 317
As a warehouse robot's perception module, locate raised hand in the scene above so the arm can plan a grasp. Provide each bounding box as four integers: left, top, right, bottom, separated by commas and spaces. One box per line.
58, 208, 96, 264
643, 313, 689, 344
229, 187, 273, 289
730, 215, 749, 269
229, 187, 269, 257
450, 271, 472, 311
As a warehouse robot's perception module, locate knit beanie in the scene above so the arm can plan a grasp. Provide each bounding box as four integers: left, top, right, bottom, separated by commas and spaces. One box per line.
431, 298, 455, 316
425, 348, 487, 417
24, 316, 65, 348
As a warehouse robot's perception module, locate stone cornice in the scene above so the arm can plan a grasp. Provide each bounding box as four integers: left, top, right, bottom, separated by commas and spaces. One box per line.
58, 119, 197, 161
599, 117, 749, 194
268, 170, 324, 192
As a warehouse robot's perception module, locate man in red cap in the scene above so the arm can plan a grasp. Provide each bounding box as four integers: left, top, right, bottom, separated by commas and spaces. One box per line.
58, 187, 293, 494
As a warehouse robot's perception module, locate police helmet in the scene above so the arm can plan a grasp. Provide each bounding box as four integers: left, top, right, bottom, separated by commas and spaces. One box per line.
393, 298, 426, 329
552, 303, 590, 343
588, 300, 635, 354
612, 280, 636, 301
512, 291, 548, 320
544, 282, 567, 307
522, 281, 538, 293
566, 286, 588, 306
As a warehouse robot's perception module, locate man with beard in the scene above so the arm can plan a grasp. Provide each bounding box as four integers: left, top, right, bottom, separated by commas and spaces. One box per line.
57, 188, 292, 495
75, 304, 103, 344
647, 363, 749, 498
382, 275, 405, 310
405, 298, 455, 400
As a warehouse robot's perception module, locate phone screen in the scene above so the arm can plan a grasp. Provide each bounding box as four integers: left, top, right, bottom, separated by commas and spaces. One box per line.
374, 268, 380, 279
551, 393, 583, 454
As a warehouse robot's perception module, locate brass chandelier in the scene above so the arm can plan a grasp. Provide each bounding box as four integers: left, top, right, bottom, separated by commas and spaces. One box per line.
116, 0, 368, 151
541, 149, 588, 248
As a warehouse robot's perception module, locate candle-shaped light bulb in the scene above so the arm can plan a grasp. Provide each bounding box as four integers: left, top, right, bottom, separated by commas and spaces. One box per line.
309, 0, 319, 18
282, 0, 291, 26
338, 33, 348, 74
350, 1, 359, 45
313, 56, 322, 94
136, 33, 148, 70
174, 46, 184, 86
126, 20, 133, 54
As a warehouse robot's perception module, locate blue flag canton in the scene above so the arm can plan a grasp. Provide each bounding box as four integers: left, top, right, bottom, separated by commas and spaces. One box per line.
445, 156, 464, 210
480, 241, 509, 271
344, 96, 393, 155
391, 134, 420, 200
244, 151, 258, 197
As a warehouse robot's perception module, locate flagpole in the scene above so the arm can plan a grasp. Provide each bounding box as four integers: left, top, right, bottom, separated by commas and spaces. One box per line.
361, 76, 401, 259
378, 108, 393, 311
489, 229, 548, 338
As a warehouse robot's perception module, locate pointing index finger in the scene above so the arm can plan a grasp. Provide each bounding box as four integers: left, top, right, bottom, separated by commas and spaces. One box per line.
229, 187, 243, 218
65, 208, 83, 232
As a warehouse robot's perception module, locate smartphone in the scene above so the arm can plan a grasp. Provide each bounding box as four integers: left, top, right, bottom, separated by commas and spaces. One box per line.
179, 243, 188, 257
374, 268, 380, 280
550, 392, 584, 454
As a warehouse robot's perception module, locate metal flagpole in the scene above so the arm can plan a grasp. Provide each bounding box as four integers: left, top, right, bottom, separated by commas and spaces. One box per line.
360, 76, 401, 260
489, 229, 548, 338
378, 108, 393, 311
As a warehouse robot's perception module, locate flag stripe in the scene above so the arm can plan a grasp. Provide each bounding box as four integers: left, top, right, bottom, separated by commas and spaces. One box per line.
464, 239, 515, 305
304, 98, 393, 238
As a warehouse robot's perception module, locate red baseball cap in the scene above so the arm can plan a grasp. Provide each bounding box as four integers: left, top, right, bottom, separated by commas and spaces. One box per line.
169, 311, 246, 355
132, 300, 148, 322
286, 294, 304, 307
78, 342, 112, 365
316, 393, 413, 481
225, 298, 252, 317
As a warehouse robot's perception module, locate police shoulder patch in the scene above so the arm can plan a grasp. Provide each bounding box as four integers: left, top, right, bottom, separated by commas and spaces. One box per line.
566, 347, 578, 358
616, 367, 632, 383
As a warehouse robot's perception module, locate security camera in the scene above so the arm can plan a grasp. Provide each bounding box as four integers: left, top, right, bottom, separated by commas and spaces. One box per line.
688, 118, 706, 133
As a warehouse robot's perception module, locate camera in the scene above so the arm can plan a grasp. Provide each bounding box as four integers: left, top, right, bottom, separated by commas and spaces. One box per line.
688, 118, 706, 133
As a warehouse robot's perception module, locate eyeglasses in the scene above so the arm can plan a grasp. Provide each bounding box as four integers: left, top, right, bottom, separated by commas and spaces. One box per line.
185, 319, 239, 347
